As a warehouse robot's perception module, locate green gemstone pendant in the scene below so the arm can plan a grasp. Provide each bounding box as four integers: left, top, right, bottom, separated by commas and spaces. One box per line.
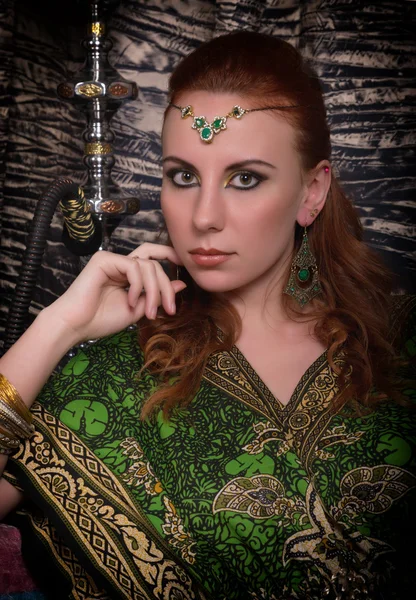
192, 116, 207, 129
176, 103, 250, 144
200, 126, 213, 142
190, 114, 228, 143
298, 268, 310, 282
211, 116, 227, 133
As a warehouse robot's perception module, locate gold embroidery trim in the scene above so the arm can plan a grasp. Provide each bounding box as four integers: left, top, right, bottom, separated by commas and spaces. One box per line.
9, 403, 202, 600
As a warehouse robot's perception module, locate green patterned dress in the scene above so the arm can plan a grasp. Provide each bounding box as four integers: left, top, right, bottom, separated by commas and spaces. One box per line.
4, 295, 416, 600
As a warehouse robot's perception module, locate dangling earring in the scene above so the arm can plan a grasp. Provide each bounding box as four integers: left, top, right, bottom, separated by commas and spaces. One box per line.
284, 214, 322, 307
176, 265, 180, 280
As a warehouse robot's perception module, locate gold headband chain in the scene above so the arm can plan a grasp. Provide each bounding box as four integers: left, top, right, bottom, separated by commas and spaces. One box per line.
169, 103, 304, 144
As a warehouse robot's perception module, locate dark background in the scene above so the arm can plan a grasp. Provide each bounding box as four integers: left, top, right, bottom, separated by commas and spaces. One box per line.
0, 0, 415, 344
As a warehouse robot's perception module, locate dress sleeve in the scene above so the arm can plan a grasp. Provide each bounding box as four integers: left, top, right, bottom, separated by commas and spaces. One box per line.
2, 326, 145, 484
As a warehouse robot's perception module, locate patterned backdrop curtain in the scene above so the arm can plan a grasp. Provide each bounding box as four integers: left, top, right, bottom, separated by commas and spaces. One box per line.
0, 0, 415, 344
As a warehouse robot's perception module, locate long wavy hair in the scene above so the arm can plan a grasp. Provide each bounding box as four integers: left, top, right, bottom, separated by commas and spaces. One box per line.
138, 31, 399, 419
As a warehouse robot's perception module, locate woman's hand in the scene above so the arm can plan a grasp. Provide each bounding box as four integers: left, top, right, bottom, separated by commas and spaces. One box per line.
45, 243, 186, 343
0, 248, 186, 484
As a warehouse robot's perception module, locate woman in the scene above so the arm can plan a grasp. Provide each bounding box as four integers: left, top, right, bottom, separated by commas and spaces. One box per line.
0, 31, 415, 600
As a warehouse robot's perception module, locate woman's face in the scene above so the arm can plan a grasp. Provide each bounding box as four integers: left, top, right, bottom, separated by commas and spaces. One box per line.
161, 91, 314, 297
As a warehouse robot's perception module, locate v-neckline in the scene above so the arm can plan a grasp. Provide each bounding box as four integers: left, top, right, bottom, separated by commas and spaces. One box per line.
229, 342, 329, 415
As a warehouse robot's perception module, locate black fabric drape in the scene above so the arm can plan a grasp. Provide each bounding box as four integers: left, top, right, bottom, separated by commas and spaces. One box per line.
0, 0, 415, 341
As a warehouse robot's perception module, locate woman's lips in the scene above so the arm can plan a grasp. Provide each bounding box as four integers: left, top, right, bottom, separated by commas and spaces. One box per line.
189, 248, 233, 267
190, 253, 232, 266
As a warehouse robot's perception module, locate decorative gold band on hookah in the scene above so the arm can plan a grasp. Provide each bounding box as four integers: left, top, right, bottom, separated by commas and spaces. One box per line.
91, 22, 105, 36
77, 83, 103, 97
59, 189, 96, 242
84, 143, 112, 155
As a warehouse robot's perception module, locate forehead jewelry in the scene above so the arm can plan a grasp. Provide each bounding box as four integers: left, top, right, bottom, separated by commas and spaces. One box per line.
170, 102, 302, 144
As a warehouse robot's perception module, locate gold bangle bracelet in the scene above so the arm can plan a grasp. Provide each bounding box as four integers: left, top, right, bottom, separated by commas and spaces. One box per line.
0, 422, 19, 440
0, 373, 33, 425
0, 432, 20, 448
0, 415, 30, 440
0, 413, 28, 438
0, 441, 16, 454
0, 447, 15, 455
0, 400, 33, 431
0, 402, 34, 438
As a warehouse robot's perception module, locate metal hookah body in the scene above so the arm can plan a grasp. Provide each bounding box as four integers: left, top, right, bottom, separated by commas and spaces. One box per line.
3, 0, 140, 351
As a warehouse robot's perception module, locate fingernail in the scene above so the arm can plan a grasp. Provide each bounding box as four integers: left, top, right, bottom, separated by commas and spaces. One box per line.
149, 307, 157, 320
170, 301, 176, 314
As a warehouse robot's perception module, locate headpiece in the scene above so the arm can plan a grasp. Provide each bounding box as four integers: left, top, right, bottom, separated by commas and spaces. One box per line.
169, 103, 303, 144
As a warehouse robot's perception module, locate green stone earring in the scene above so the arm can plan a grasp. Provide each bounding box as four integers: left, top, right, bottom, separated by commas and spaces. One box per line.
284, 227, 322, 307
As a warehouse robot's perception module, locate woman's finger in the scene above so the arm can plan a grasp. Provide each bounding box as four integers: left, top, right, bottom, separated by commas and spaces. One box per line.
129, 258, 166, 319
124, 257, 145, 308
128, 280, 185, 324
127, 256, 186, 318
153, 260, 178, 315
128, 243, 183, 266
140, 260, 161, 319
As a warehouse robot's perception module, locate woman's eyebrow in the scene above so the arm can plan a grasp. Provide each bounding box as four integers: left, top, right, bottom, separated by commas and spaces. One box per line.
163, 156, 195, 170
226, 159, 276, 171
162, 156, 276, 171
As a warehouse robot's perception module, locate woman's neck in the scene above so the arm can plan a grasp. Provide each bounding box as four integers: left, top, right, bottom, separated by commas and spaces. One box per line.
221, 270, 290, 326
218, 273, 318, 340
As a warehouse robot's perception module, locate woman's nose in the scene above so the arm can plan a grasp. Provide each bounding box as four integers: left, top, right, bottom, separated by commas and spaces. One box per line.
192, 184, 225, 232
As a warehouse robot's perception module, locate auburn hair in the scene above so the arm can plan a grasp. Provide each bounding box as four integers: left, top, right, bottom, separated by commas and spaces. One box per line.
138, 31, 399, 419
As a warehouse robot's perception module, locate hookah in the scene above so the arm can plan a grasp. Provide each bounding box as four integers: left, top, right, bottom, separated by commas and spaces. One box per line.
3, 0, 140, 353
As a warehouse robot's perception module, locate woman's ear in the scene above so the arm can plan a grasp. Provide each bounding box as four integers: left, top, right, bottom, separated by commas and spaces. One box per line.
297, 161, 331, 227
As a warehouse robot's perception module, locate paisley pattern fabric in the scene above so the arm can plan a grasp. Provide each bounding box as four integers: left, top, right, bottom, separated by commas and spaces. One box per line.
4, 295, 416, 599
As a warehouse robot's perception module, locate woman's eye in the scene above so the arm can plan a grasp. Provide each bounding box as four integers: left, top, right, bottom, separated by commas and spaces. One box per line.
169, 170, 198, 187
227, 172, 262, 190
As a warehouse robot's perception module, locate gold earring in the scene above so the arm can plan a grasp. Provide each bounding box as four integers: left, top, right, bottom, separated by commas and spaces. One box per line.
284, 227, 322, 307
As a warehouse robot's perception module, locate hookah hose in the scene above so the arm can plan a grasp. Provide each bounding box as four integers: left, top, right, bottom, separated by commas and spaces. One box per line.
3, 177, 102, 353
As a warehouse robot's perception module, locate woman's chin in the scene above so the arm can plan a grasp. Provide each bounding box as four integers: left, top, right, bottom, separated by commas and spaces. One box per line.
189, 271, 242, 294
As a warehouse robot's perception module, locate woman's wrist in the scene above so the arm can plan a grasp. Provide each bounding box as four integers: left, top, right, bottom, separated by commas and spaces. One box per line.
0, 307, 80, 474
0, 307, 80, 409
38, 304, 84, 352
